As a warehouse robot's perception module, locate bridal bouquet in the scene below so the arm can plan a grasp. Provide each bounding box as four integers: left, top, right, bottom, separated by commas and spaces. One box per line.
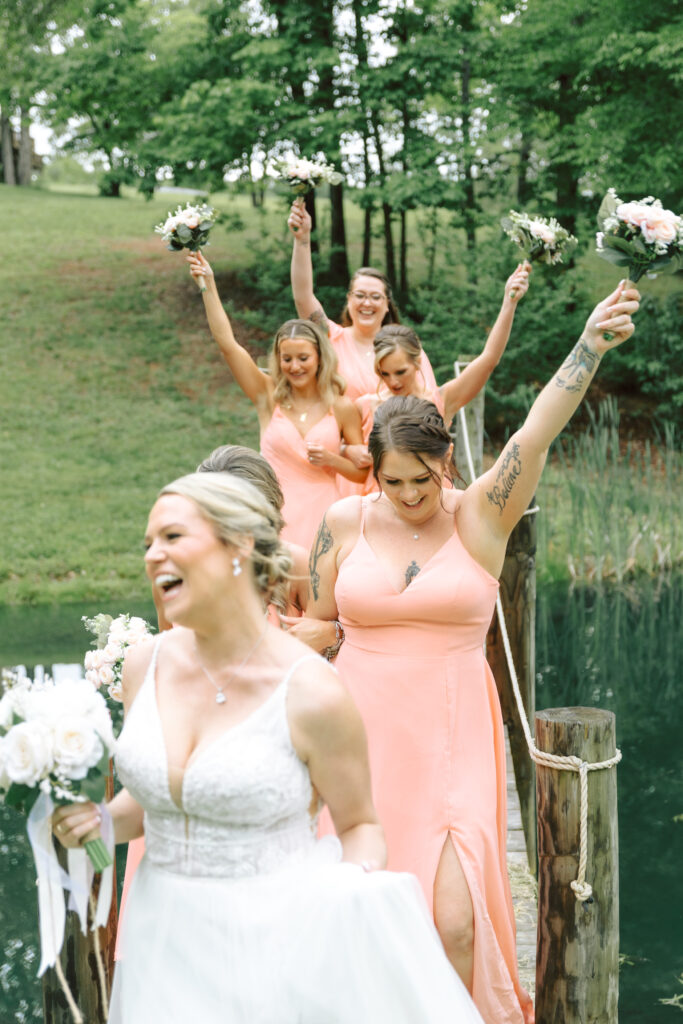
0, 672, 115, 870
0, 671, 116, 982
273, 155, 344, 197
155, 200, 216, 252
501, 210, 578, 266
83, 612, 154, 734
595, 188, 683, 283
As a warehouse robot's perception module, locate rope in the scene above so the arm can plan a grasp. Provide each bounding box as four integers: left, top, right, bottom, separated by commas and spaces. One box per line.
453, 361, 622, 903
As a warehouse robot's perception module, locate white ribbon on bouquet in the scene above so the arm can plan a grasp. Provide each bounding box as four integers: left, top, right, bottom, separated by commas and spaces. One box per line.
26, 791, 114, 976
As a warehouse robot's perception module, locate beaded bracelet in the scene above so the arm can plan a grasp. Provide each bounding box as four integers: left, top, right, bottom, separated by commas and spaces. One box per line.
323, 620, 345, 661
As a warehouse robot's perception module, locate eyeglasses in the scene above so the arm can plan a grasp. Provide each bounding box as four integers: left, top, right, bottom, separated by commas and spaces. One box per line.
349, 290, 385, 303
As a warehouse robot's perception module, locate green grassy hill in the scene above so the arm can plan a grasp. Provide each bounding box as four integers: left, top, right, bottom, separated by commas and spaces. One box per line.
0, 184, 679, 605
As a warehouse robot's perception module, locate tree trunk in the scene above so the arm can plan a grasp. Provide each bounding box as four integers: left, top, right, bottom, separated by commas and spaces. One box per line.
517, 131, 532, 207
329, 181, 349, 285
460, 59, 477, 264
18, 108, 33, 185
1, 113, 17, 185
305, 190, 318, 256
352, 0, 373, 268
554, 75, 578, 237
370, 112, 396, 289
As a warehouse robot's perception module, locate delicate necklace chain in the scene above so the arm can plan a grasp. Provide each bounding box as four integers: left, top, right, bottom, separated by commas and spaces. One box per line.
194, 623, 269, 705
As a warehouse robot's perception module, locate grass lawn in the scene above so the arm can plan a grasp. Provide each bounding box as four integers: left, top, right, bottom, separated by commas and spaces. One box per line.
0, 183, 679, 609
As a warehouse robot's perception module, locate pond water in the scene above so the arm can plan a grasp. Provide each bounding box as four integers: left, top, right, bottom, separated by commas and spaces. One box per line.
1, 579, 681, 1022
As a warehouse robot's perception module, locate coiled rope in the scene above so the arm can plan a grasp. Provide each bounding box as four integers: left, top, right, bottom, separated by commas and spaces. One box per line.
454, 363, 622, 902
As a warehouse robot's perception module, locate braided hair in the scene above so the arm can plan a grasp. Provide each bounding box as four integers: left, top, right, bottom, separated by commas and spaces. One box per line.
368, 395, 460, 489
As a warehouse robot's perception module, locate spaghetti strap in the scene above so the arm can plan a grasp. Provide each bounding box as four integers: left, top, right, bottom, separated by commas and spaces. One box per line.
281, 652, 327, 693
358, 495, 370, 534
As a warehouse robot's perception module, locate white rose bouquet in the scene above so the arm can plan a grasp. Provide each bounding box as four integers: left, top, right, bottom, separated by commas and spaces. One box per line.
595, 188, 683, 284
0, 673, 115, 870
273, 155, 344, 197
0, 671, 117, 987
155, 201, 216, 291
501, 210, 578, 266
501, 210, 578, 298
83, 613, 154, 734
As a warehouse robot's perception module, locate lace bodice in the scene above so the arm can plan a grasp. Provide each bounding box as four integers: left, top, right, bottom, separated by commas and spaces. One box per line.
116, 637, 321, 879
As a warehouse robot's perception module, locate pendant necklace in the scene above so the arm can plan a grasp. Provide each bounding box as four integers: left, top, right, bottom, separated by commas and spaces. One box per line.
194, 622, 268, 705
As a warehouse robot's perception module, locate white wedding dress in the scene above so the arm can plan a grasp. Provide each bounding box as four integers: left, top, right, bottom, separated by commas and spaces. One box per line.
110, 636, 483, 1023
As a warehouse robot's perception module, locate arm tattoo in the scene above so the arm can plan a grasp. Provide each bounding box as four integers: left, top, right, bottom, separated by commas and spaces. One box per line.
486, 441, 522, 516
404, 561, 421, 586
309, 307, 329, 329
309, 514, 333, 601
554, 338, 600, 393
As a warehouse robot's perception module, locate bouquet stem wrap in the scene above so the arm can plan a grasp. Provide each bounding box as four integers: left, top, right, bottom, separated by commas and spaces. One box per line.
27, 792, 114, 977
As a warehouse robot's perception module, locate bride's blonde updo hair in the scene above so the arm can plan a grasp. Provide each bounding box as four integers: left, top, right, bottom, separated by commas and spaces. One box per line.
159, 472, 292, 612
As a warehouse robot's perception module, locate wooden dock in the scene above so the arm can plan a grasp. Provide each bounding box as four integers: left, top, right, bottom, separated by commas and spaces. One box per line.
506, 727, 537, 998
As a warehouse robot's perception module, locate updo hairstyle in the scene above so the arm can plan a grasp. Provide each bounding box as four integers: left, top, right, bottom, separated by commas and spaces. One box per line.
368, 395, 459, 489
159, 472, 292, 612
197, 445, 285, 533
373, 324, 423, 378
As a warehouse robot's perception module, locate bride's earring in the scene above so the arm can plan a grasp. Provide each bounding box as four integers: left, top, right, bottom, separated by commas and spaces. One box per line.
232, 557, 242, 577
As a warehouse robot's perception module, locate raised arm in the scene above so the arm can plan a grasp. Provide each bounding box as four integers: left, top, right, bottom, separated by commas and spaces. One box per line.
458, 282, 640, 578
288, 201, 327, 322
441, 262, 530, 425
188, 252, 272, 410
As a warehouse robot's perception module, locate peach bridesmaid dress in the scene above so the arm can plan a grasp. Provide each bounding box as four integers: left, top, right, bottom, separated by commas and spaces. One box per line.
327, 322, 440, 499
332, 495, 533, 1024
260, 406, 342, 548
327, 321, 437, 401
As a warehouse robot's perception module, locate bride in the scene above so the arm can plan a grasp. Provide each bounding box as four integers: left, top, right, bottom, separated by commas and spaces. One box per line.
53, 471, 483, 1023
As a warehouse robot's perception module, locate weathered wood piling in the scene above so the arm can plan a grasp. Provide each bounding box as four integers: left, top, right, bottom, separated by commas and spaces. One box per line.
535, 708, 620, 1024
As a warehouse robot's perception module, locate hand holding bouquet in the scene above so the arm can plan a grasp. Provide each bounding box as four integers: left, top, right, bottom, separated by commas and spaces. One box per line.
155, 201, 216, 292
0, 671, 117, 985
273, 155, 343, 199
501, 210, 578, 297
595, 188, 683, 284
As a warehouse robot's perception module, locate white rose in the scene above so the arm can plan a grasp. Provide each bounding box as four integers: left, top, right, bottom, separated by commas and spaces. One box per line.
53, 716, 104, 781
0, 737, 11, 791
85, 668, 101, 689
0, 691, 17, 731
98, 665, 115, 688
103, 640, 124, 662
3, 721, 53, 786
529, 219, 556, 245
108, 682, 124, 703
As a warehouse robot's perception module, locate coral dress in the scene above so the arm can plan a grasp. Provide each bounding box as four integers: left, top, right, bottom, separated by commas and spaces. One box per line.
260, 406, 341, 548
331, 495, 533, 1024
328, 321, 439, 498
110, 637, 485, 1024
328, 321, 437, 401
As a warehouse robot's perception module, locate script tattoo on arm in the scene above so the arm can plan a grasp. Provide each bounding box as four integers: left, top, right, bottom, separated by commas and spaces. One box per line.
404, 561, 421, 587
554, 338, 600, 393
486, 441, 522, 516
308, 514, 333, 601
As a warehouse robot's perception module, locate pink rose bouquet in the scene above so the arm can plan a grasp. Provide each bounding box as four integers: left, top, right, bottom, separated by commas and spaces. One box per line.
596, 188, 683, 283
155, 201, 216, 291
501, 210, 578, 266
83, 613, 154, 734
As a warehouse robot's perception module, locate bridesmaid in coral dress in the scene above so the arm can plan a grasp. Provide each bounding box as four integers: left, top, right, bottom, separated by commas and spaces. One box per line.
187, 253, 367, 548
351, 271, 529, 495
304, 281, 640, 1023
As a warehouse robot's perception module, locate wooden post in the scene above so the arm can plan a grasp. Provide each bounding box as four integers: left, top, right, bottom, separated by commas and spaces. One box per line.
452, 354, 483, 485
486, 501, 537, 874
535, 707, 619, 1024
